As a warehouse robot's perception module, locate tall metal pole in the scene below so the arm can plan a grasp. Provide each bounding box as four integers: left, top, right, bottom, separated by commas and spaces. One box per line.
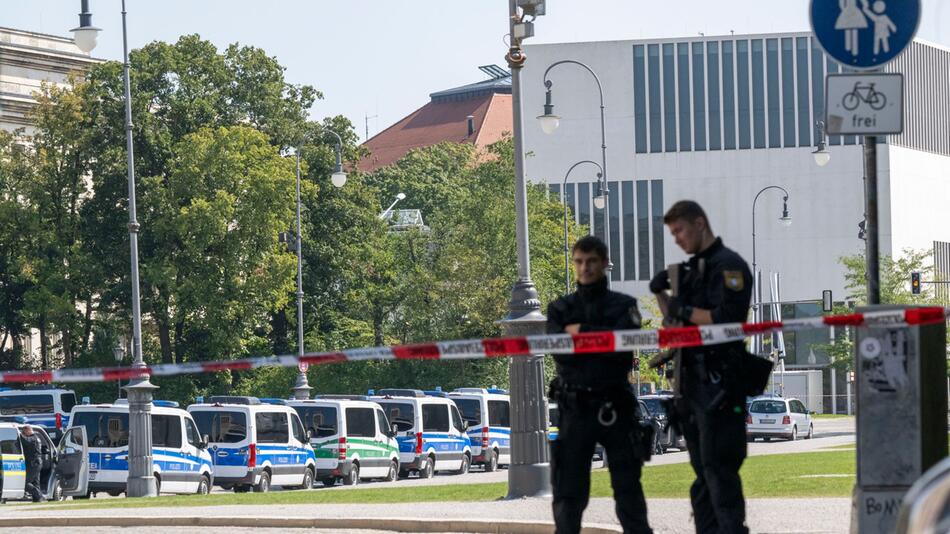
863, 136, 880, 304
119, 0, 158, 498
504, 0, 551, 499
561, 160, 603, 294
750, 185, 789, 353
542, 60, 612, 283
292, 149, 311, 400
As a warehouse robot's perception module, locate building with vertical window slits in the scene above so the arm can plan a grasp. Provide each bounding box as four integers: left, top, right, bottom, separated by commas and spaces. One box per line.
523, 33, 950, 373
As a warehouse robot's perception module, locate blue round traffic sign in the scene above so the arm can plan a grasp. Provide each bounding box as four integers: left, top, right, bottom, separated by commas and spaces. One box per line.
810, 0, 920, 69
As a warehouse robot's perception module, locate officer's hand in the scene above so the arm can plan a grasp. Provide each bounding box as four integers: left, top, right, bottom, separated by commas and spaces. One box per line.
564, 324, 582, 334
649, 270, 671, 294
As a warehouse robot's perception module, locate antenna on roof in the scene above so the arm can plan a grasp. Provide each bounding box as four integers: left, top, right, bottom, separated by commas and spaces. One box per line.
365, 113, 378, 141
478, 64, 511, 80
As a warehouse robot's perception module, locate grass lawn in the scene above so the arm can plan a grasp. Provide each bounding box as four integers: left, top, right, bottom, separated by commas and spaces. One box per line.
47, 450, 856, 510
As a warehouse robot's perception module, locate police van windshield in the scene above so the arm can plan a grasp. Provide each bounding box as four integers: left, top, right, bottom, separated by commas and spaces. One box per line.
72, 411, 130, 447
641, 398, 666, 416
61, 393, 76, 413
293, 406, 337, 438
0, 394, 54, 415
376, 401, 414, 432
549, 406, 560, 427
749, 400, 787, 414
453, 399, 481, 424
192, 411, 248, 443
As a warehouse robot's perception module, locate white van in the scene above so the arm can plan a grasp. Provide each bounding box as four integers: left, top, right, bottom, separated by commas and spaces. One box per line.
68, 401, 213, 496
0, 387, 77, 442
188, 396, 316, 493
447, 388, 511, 471
370, 390, 472, 479
0, 422, 88, 502
288, 396, 400, 487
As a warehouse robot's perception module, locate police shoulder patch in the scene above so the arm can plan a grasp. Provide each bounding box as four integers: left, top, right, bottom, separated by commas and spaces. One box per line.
723, 271, 744, 292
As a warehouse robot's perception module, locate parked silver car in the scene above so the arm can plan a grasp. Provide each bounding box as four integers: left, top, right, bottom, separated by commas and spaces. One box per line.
746, 396, 813, 442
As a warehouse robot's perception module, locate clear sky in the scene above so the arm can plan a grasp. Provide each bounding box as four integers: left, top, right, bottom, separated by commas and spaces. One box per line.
5, 1, 948, 141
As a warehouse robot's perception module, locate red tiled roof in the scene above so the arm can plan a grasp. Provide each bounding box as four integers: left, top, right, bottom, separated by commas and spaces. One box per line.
359, 93, 512, 172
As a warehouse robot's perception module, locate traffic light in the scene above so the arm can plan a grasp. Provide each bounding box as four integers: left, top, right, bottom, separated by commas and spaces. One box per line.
911, 272, 921, 294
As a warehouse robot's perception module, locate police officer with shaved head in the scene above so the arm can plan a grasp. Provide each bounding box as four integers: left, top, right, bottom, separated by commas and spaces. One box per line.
650, 200, 760, 534
547, 235, 653, 534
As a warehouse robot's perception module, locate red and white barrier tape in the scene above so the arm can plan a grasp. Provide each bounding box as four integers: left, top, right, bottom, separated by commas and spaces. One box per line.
2, 307, 946, 384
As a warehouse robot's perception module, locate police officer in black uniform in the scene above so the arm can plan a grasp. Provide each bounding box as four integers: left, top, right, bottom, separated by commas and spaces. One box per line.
20, 425, 46, 502
547, 235, 653, 534
649, 200, 753, 534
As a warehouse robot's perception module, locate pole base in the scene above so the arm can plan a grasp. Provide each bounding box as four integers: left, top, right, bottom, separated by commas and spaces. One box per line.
506, 462, 552, 499
126, 474, 159, 498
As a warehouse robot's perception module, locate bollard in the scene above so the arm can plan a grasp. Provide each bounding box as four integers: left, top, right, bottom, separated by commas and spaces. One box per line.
851, 305, 948, 533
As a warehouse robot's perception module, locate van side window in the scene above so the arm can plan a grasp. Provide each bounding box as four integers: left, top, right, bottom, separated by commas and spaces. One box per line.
184, 418, 201, 447
346, 408, 375, 438
72, 412, 130, 447
450, 405, 465, 432
60, 393, 76, 413
192, 411, 247, 443
377, 402, 414, 432
0, 436, 22, 455
290, 414, 307, 442
488, 400, 511, 427
422, 404, 449, 432
152, 414, 183, 448
256, 412, 289, 444
376, 410, 390, 435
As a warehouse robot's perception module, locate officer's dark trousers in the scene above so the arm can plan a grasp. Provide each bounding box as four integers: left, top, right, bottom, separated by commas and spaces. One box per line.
25, 463, 43, 502
551, 400, 652, 534
681, 398, 748, 534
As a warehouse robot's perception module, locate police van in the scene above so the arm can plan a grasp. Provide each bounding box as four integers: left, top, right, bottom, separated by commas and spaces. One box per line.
188, 396, 316, 493
0, 422, 89, 502
67, 400, 213, 496
288, 396, 400, 487
0, 387, 77, 442
447, 388, 510, 471
370, 390, 472, 479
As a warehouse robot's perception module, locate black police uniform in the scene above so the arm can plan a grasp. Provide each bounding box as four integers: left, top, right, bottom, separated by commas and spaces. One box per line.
663, 238, 753, 534
546, 276, 653, 534
21, 431, 45, 502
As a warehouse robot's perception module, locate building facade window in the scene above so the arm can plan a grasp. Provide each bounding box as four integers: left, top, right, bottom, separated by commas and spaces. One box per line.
651, 180, 665, 275
636, 180, 649, 280
648, 44, 662, 153
811, 38, 825, 147
766, 38, 781, 148
796, 37, 811, 147
677, 42, 692, 151
622, 181, 636, 280
781, 37, 796, 147
634, 45, 647, 153
663, 43, 677, 152
751, 39, 766, 148
578, 182, 591, 227
549, 184, 560, 199
692, 42, 706, 151
564, 183, 576, 222
707, 41, 721, 150
722, 40, 737, 150
737, 40, 751, 149
608, 181, 621, 281
825, 57, 842, 146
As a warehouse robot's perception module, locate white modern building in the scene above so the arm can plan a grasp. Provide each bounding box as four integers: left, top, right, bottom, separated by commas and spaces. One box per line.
522, 33, 950, 382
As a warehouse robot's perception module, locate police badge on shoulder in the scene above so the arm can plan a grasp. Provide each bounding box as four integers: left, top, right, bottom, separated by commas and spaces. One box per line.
723, 271, 744, 292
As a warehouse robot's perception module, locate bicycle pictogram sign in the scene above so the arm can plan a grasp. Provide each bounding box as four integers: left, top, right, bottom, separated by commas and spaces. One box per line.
842, 82, 887, 111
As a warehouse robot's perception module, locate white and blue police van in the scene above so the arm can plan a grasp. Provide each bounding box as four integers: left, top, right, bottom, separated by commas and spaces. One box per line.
370, 389, 472, 479
0, 421, 89, 502
288, 396, 400, 487
67, 400, 213, 496
0, 387, 77, 442
448, 388, 511, 471
188, 396, 316, 493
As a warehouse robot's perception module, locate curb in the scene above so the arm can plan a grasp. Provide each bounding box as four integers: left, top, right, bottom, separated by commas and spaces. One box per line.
0, 515, 622, 533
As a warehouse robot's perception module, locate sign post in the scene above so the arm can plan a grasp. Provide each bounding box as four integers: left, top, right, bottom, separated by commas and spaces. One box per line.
810, 0, 920, 305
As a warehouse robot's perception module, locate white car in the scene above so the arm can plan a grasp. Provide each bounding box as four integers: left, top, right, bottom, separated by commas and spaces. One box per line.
746, 396, 813, 442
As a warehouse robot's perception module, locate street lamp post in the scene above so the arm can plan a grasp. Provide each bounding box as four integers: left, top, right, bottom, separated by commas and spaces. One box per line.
751, 186, 792, 354
503, 0, 550, 499
379, 192, 407, 220
560, 161, 603, 293
113, 344, 125, 399
73, 0, 159, 498
537, 60, 613, 282
291, 132, 347, 400
812, 120, 831, 167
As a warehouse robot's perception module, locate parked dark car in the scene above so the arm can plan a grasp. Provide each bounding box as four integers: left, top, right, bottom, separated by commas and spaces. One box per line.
639, 395, 687, 453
